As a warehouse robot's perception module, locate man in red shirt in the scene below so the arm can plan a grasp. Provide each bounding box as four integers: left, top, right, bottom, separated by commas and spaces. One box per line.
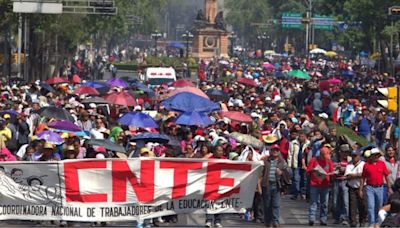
359, 148, 392, 228
306, 146, 334, 226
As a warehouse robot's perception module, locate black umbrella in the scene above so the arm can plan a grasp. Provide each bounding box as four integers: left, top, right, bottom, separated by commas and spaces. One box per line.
87, 139, 126, 153
38, 106, 74, 121
131, 133, 170, 144
206, 89, 229, 101
81, 97, 110, 104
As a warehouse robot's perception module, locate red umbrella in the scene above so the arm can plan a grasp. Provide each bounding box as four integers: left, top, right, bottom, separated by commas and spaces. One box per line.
46, 77, 68, 85
237, 78, 257, 87
172, 79, 195, 88
71, 74, 81, 84
75, 86, 100, 96
220, 111, 252, 123
104, 91, 136, 106
327, 78, 342, 84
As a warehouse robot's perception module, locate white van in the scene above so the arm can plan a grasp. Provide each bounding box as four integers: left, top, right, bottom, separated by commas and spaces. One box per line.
145, 67, 176, 86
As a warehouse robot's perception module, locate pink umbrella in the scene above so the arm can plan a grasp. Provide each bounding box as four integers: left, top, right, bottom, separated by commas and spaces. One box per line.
327, 78, 342, 84
172, 79, 195, 88
237, 78, 257, 87
220, 111, 252, 123
164, 87, 209, 100
310, 71, 323, 77
262, 62, 275, 70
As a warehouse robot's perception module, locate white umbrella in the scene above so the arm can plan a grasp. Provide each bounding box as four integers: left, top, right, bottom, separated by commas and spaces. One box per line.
310, 48, 327, 54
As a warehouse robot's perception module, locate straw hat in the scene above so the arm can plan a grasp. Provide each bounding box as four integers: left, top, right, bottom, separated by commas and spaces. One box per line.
262, 134, 278, 144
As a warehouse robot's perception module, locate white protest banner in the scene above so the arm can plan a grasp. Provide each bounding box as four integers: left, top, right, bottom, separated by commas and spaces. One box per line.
0, 158, 263, 221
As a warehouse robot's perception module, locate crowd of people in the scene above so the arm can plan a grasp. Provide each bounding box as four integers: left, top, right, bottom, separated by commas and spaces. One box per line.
0, 53, 400, 228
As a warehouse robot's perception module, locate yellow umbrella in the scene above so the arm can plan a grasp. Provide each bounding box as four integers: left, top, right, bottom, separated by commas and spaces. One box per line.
325, 51, 337, 57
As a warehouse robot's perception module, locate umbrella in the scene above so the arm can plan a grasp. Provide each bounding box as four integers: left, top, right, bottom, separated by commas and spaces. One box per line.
36, 130, 64, 145
161, 92, 220, 112
82, 81, 109, 89
237, 77, 257, 87
168, 41, 185, 49
46, 77, 68, 85
81, 97, 110, 104
131, 133, 170, 144
118, 112, 158, 128
274, 71, 287, 78
327, 78, 342, 85
175, 111, 213, 127
230, 132, 263, 149
287, 70, 311, 80
310, 71, 323, 77
0, 109, 19, 117
220, 111, 252, 123
87, 139, 126, 153
106, 78, 128, 88
342, 70, 355, 77
325, 51, 337, 57
165, 87, 209, 100
104, 91, 136, 106
71, 74, 81, 84
310, 48, 327, 54
38, 107, 74, 121
172, 79, 195, 88
206, 89, 229, 101
75, 86, 100, 96
39, 83, 56, 92
48, 120, 81, 132
262, 62, 275, 70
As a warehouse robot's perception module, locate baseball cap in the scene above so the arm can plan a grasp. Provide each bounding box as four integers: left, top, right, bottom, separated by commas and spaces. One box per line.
270, 144, 280, 150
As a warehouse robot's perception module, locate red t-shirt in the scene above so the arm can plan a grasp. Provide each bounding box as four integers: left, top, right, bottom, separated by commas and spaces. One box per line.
306, 157, 334, 187
362, 160, 390, 186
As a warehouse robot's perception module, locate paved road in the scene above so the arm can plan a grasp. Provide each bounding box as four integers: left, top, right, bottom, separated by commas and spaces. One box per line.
0, 195, 324, 227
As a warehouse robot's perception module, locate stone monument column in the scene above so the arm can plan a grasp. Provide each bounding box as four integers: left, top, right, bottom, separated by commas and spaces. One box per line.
205, 0, 217, 23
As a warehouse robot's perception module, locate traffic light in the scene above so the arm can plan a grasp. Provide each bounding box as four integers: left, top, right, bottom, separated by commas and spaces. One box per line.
378, 87, 398, 111
389, 6, 400, 16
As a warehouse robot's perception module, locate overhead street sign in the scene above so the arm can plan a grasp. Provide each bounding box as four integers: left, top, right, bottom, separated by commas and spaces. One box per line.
13, 2, 63, 14
282, 12, 302, 29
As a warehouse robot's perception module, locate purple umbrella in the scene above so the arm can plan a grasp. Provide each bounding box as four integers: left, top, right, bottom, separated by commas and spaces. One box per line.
36, 130, 64, 145
48, 120, 81, 132
106, 78, 128, 88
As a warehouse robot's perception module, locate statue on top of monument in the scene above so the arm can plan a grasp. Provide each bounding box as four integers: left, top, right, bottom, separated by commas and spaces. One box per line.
196, 9, 206, 21
214, 11, 226, 30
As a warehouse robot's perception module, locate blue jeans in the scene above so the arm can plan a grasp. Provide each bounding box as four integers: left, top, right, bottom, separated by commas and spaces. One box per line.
206, 214, 221, 224
309, 186, 329, 223
291, 168, 306, 197
262, 185, 280, 226
365, 185, 383, 226
332, 180, 349, 221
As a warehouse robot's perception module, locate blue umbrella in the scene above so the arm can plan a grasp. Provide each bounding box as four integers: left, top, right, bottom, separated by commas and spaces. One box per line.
274, 71, 287, 78
161, 92, 220, 112
175, 111, 213, 127
131, 133, 170, 143
118, 112, 158, 128
168, 41, 185, 49
82, 81, 109, 89
107, 78, 128, 88
342, 70, 355, 77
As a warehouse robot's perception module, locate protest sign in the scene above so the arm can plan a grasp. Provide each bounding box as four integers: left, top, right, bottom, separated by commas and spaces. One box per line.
0, 158, 263, 221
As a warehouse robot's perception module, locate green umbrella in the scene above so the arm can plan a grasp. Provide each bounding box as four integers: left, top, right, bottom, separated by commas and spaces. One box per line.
288, 70, 311, 80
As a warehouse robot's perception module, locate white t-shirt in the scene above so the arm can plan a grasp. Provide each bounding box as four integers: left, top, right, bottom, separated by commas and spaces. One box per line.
16, 144, 29, 159
344, 160, 365, 188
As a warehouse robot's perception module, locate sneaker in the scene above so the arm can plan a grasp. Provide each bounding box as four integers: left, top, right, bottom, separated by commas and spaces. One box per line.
205, 221, 212, 228
320, 221, 327, 226
309, 221, 314, 226
342, 220, 349, 225
290, 195, 298, 200
60, 221, 68, 227
144, 224, 151, 228
215, 222, 223, 228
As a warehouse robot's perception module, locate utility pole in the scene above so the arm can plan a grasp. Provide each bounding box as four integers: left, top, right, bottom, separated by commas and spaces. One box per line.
305, 0, 313, 56
17, 13, 22, 78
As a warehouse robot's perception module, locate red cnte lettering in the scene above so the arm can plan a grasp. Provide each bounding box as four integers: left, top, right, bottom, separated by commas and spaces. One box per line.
64, 161, 107, 202
204, 162, 251, 200
160, 161, 203, 199
112, 160, 155, 203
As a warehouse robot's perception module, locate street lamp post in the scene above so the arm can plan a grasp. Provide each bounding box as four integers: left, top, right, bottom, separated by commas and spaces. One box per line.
228, 32, 237, 57
181, 31, 194, 58
257, 33, 268, 59
151, 31, 162, 57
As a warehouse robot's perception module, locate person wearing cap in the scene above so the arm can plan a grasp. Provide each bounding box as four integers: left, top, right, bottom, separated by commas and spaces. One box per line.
0, 118, 12, 144
344, 149, 366, 227
306, 146, 335, 226
260, 144, 290, 227
360, 147, 392, 228
34, 142, 60, 161
63, 145, 78, 160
